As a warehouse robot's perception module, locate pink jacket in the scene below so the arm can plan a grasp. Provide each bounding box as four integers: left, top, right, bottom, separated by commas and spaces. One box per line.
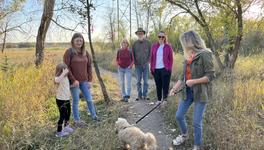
150, 42, 174, 73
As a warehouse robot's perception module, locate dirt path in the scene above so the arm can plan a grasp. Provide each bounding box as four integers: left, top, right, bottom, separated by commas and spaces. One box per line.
100, 68, 174, 150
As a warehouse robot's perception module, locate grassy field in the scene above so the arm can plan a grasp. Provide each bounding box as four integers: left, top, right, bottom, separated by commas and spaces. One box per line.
0, 48, 122, 150
0, 48, 263, 149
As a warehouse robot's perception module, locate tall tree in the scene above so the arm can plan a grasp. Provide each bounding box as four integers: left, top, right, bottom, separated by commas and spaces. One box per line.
166, 0, 251, 69
66, 0, 111, 104
35, 0, 55, 66
105, 7, 116, 50
86, 0, 111, 104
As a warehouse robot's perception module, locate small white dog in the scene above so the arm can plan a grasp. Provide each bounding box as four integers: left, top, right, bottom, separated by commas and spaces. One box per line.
115, 118, 157, 150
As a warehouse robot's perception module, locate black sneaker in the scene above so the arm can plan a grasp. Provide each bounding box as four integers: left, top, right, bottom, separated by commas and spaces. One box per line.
135, 97, 142, 101
125, 95, 130, 99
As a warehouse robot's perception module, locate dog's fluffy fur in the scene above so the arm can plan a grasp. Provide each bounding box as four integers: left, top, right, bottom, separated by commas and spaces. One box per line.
115, 118, 157, 150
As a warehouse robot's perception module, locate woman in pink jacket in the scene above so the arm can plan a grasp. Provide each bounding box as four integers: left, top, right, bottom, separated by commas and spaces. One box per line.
150, 31, 174, 104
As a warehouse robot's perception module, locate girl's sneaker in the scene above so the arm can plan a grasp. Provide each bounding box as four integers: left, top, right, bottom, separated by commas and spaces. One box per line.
74, 120, 88, 128
172, 134, 189, 146
63, 125, 74, 133
55, 131, 69, 137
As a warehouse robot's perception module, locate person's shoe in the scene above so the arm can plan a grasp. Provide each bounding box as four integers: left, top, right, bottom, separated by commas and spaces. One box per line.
143, 97, 150, 100
63, 125, 74, 134
155, 101, 162, 105
74, 120, 87, 128
135, 97, 142, 101
93, 117, 101, 122
193, 145, 201, 150
125, 95, 130, 99
172, 134, 189, 146
55, 131, 69, 137
120, 97, 125, 102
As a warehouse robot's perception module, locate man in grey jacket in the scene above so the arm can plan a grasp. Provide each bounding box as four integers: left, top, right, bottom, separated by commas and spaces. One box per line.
132, 28, 151, 100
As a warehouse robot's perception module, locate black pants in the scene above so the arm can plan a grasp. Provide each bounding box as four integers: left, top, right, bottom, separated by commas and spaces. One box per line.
56, 99, 71, 132
153, 68, 171, 101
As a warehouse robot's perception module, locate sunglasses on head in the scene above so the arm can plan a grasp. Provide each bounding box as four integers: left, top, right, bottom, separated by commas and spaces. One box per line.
158, 36, 165, 39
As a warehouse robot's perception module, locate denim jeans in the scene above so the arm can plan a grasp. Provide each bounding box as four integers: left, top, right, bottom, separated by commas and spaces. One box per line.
175, 87, 207, 146
118, 67, 132, 97
70, 81, 97, 121
135, 64, 149, 98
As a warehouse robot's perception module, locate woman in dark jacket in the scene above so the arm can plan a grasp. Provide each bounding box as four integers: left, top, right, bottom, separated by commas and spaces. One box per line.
169, 30, 215, 150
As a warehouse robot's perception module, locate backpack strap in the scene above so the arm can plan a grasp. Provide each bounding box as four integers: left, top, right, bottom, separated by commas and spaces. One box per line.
68, 48, 75, 65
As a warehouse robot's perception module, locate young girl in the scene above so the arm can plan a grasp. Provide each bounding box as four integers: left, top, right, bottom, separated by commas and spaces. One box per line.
54, 63, 74, 137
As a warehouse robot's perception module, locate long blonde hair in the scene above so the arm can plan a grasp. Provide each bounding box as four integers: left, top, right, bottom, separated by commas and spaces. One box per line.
71, 33, 86, 56
180, 30, 211, 60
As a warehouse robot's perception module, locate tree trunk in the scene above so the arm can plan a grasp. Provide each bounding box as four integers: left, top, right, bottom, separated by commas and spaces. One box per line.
203, 24, 225, 70
35, 0, 55, 66
1, 29, 7, 53
146, 5, 150, 37
109, 14, 115, 50
134, 0, 139, 29
228, 0, 243, 68
86, 0, 111, 104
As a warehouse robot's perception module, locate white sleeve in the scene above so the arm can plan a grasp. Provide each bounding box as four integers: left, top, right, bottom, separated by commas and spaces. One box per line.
54, 74, 64, 83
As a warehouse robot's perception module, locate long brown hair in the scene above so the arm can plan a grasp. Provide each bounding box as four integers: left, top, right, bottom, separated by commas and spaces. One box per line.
71, 33, 86, 56
55, 63, 68, 77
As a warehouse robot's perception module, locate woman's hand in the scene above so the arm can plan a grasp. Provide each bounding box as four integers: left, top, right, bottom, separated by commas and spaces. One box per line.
72, 80, 79, 87
128, 64, 133, 69
169, 80, 182, 96
186, 79, 196, 87
169, 88, 176, 96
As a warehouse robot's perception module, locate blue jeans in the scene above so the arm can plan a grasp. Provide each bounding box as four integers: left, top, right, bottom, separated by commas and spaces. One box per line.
118, 67, 132, 97
135, 64, 149, 98
70, 82, 97, 121
175, 87, 207, 146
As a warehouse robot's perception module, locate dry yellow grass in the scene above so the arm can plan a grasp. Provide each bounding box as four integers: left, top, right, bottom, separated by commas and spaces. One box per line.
0, 49, 121, 149
1, 49, 263, 149
164, 53, 264, 150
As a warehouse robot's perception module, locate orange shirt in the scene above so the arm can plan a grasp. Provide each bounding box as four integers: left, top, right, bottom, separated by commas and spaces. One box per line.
185, 53, 195, 80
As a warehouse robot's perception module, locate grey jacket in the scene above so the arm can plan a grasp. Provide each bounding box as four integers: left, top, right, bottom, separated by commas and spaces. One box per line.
132, 39, 151, 66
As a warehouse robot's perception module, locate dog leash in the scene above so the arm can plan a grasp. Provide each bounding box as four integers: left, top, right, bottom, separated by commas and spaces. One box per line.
135, 86, 186, 124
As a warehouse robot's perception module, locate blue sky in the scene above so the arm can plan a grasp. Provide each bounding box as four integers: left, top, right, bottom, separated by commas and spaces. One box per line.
2, 0, 263, 43
4, 0, 137, 43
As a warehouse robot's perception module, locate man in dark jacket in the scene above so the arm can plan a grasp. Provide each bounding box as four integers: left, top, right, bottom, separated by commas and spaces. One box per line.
132, 28, 151, 100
